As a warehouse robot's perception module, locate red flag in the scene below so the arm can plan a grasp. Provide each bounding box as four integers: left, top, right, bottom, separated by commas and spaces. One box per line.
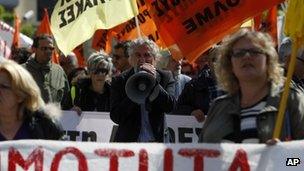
254, 6, 278, 45
36, 8, 59, 64
11, 14, 21, 54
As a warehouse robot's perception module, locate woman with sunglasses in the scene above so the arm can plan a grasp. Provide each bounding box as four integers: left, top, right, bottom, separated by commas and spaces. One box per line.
71, 51, 112, 113
199, 29, 304, 144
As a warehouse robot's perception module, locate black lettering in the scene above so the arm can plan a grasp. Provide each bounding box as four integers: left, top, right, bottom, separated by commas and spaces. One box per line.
61, 0, 72, 7
151, 1, 165, 17
226, 0, 240, 7
148, 34, 155, 42
214, 1, 228, 16
137, 13, 146, 24
126, 18, 136, 33
195, 7, 214, 26
82, 131, 97, 141
58, 10, 68, 28
182, 18, 197, 34
142, 9, 151, 19
137, 0, 146, 7
100, 0, 105, 3
75, 0, 84, 18
168, 127, 175, 143
66, 4, 76, 24
159, 0, 170, 10
178, 127, 193, 142
67, 130, 80, 141
92, 0, 98, 6
84, 0, 94, 11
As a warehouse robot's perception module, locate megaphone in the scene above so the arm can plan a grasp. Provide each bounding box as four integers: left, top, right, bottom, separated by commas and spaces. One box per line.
125, 71, 156, 104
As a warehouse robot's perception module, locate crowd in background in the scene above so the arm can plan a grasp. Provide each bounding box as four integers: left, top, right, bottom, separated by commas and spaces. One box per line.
1, 28, 304, 144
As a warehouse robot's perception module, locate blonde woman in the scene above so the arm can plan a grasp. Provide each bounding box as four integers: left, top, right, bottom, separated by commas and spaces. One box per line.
199, 29, 304, 144
0, 59, 63, 141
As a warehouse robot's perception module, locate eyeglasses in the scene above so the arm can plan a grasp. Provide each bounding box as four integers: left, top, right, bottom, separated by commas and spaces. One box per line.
39, 47, 55, 51
93, 68, 109, 75
231, 49, 265, 58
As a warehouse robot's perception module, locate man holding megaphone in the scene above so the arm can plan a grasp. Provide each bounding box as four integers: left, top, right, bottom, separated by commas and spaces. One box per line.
110, 37, 176, 142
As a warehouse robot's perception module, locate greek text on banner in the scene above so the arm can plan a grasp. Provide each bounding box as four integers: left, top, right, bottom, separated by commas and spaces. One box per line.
51, 0, 138, 55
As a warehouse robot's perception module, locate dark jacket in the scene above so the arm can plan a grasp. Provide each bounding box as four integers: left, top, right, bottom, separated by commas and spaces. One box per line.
110, 68, 176, 142
21, 105, 63, 140
74, 78, 111, 112
174, 67, 221, 115
199, 83, 304, 143
22, 57, 70, 105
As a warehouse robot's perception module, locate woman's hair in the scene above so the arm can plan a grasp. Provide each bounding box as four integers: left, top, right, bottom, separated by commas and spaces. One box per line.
87, 51, 113, 80
0, 59, 45, 112
128, 37, 160, 67
216, 28, 284, 94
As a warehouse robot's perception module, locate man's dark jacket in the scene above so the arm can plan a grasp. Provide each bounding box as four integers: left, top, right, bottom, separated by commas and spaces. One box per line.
110, 68, 176, 142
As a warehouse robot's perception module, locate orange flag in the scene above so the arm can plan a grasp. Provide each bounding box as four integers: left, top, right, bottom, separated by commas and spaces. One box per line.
254, 6, 278, 45
146, 0, 284, 63
11, 14, 21, 54
36, 8, 59, 64
73, 44, 86, 68
92, 0, 166, 53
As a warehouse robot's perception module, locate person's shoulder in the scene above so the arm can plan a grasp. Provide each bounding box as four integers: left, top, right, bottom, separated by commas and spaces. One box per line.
156, 69, 173, 79
113, 68, 134, 82
212, 93, 233, 104
51, 63, 64, 71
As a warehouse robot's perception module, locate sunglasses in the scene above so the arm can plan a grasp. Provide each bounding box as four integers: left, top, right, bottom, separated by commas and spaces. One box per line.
231, 49, 265, 58
39, 47, 55, 51
93, 68, 109, 75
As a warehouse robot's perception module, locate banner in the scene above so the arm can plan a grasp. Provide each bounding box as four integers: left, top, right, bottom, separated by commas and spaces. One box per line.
166, 114, 202, 143
51, 0, 139, 55
0, 20, 33, 58
0, 140, 304, 170
146, 0, 284, 63
92, 0, 166, 53
60, 111, 117, 142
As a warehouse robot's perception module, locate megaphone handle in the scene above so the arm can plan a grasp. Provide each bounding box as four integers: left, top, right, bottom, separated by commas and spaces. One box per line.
148, 83, 160, 101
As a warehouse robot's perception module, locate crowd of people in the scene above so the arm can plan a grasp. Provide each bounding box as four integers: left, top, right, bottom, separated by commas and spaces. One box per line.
1, 28, 304, 145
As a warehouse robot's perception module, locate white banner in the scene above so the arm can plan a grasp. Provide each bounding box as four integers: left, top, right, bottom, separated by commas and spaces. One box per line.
166, 115, 203, 143
0, 20, 33, 58
0, 140, 303, 170
60, 111, 117, 142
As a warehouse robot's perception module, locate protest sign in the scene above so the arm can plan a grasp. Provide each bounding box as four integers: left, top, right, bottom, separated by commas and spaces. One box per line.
0, 140, 303, 170
60, 111, 117, 142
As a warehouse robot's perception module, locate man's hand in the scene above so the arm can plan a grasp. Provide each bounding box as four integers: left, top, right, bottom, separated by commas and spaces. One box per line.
139, 63, 156, 78
71, 106, 82, 116
191, 109, 205, 122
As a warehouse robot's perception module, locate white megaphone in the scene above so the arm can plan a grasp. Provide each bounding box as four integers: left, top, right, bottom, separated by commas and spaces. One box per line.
125, 71, 156, 104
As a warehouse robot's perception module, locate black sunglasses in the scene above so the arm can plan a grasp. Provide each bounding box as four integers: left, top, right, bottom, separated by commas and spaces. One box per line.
231, 49, 265, 58
39, 47, 55, 51
93, 68, 109, 75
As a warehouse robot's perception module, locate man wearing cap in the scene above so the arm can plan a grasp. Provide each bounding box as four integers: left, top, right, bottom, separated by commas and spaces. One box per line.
279, 37, 304, 89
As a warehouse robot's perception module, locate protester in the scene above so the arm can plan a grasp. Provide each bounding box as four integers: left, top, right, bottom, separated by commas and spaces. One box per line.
0, 59, 63, 141
70, 51, 112, 113
174, 47, 223, 122
164, 50, 191, 99
181, 60, 195, 78
10, 47, 32, 64
279, 37, 304, 89
199, 29, 304, 143
59, 52, 78, 77
22, 34, 69, 106
110, 37, 176, 142
112, 40, 132, 74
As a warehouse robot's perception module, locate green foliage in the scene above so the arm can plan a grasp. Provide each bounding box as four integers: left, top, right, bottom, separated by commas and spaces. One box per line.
21, 23, 36, 38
